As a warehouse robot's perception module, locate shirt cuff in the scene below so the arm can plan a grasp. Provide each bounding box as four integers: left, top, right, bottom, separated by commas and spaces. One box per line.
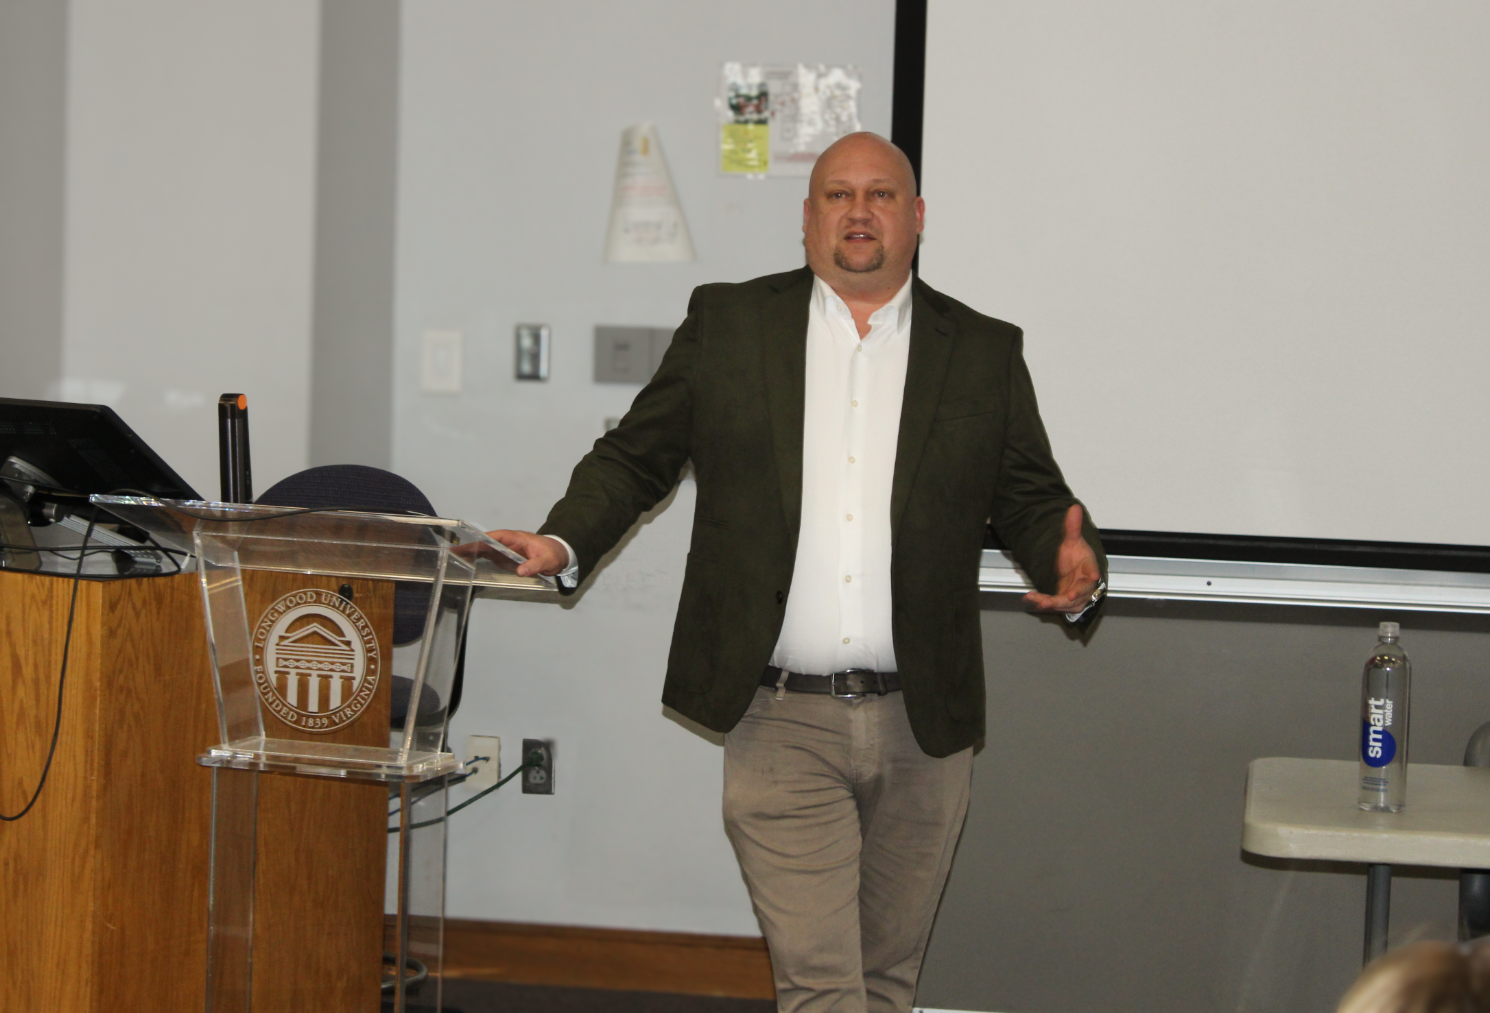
1063, 577, 1107, 624
547, 535, 579, 588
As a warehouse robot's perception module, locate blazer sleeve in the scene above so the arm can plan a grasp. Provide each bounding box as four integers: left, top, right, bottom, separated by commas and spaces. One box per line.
987, 330, 1108, 595
536, 294, 703, 582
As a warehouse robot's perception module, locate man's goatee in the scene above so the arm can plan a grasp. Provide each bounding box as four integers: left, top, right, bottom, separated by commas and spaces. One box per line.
834, 247, 886, 273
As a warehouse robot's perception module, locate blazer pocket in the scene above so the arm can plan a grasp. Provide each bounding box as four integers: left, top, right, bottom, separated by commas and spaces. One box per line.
934, 397, 1000, 422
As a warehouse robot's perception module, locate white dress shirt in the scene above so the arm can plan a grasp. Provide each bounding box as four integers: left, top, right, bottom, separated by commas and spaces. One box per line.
547, 275, 912, 657
768, 273, 913, 675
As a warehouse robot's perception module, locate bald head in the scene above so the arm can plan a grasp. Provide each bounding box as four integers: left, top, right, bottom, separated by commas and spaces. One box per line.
803, 132, 924, 302
809, 132, 918, 197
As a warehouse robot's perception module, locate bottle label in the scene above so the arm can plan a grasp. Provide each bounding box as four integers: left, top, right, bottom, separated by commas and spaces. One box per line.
1362, 696, 1397, 767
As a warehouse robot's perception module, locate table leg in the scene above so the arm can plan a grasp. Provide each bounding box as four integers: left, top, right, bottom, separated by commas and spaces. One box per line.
1365, 863, 1392, 965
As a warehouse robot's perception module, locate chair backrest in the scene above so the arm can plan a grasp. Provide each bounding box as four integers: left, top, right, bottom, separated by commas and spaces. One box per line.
257, 464, 435, 646
256, 464, 463, 725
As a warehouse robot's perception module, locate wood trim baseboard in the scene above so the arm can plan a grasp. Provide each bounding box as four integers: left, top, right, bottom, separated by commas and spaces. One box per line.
439, 918, 775, 999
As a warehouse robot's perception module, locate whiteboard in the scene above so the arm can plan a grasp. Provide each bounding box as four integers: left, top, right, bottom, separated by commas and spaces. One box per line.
920, 1, 1490, 547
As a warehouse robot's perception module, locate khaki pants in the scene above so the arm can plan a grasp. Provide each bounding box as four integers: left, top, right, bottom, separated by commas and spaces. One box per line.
723, 687, 974, 1013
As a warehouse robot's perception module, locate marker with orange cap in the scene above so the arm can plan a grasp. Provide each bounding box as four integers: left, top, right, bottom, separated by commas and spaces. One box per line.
217, 393, 253, 503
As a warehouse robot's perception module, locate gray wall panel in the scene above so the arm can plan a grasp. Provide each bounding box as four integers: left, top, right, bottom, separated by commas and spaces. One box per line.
0, 0, 66, 399
918, 599, 1490, 1012
308, 0, 398, 469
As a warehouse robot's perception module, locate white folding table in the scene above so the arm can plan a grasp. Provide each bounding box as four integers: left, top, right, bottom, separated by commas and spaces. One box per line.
1243, 757, 1490, 963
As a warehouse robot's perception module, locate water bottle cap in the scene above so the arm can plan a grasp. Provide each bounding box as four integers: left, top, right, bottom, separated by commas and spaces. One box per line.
1379, 621, 1400, 639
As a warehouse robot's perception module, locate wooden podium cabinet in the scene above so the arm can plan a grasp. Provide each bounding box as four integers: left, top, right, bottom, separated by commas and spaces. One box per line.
0, 568, 393, 1012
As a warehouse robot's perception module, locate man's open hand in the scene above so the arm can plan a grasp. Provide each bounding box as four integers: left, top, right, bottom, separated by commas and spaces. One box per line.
1023, 504, 1102, 614
485, 529, 571, 578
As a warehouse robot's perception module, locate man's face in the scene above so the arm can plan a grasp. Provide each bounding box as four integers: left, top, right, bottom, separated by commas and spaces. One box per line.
803, 136, 924, 289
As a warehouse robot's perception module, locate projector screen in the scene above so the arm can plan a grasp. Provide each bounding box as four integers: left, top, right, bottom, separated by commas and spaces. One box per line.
920, 1, 1490, 549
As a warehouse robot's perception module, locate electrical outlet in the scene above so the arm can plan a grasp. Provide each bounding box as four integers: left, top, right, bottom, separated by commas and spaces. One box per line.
522, 738, 555, 795
465, 735, 501, 792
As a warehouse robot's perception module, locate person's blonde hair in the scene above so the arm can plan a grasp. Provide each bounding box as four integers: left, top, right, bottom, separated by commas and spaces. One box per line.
1337, 940, 1490, 1013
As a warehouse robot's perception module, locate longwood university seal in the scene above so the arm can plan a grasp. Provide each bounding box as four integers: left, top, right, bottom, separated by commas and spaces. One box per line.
252, 589, 381, 733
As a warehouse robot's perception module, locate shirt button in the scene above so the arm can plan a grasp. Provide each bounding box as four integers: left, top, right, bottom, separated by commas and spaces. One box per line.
845, 513, 853, 521
842, 637, 850, 644
844, 575, 852, 583
851, 400, 858, 407
848, 456, 855, 464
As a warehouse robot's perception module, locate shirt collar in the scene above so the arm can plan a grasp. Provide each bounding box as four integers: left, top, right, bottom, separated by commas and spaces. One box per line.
811, 272, 914, 336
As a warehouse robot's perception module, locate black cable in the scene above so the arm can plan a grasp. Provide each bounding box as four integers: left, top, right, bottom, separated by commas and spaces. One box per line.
137, 530, 189, 575
0, 541, 117, 557
387, 760, 509, 821
97, 501, 192, 577
0, 508, 96, 822
0, 540, 189, 584
386, 762, 480, 820
387, 757, 536, 834
170, 505, 432, 523
0, 541, 189, 563
171, 505, 340, 522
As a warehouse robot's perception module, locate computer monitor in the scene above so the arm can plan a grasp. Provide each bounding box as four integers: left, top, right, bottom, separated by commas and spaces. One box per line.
0, 397, 200, 501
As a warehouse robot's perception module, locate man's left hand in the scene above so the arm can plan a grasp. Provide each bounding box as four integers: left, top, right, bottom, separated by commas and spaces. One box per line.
1023, 504, 1102, 614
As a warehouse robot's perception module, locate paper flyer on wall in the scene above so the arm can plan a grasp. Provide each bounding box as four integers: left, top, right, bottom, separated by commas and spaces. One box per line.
717, 63, 862, 177
603, 123, 694, 263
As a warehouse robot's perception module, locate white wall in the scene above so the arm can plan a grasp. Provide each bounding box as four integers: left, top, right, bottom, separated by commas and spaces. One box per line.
394, 0, 896, 933
61, 0, 321, 497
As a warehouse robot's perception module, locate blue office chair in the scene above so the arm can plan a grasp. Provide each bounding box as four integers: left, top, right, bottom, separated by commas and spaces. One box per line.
256, 464, 466, 729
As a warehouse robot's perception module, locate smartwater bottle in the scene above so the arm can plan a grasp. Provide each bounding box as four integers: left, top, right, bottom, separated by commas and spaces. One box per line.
1359, 621, 1412, 812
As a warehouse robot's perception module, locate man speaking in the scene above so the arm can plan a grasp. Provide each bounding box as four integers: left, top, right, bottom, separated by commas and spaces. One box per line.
491, 132, 1106, 1013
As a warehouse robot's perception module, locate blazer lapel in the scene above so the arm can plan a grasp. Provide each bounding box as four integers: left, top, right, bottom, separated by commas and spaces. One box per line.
760, 268, 814, 545
891, 278, 957, 538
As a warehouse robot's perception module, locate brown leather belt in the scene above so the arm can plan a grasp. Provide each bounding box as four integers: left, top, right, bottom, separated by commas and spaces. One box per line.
761, 666, 902, 697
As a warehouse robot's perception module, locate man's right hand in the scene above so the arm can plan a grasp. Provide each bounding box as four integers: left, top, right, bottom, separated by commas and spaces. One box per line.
486, 529, 571, 578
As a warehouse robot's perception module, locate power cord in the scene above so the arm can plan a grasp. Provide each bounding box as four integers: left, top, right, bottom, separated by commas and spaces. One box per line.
0, 540, 189, 574
0, 508, 97, 822
172, 505, 432, 522
387, 749, 542, 833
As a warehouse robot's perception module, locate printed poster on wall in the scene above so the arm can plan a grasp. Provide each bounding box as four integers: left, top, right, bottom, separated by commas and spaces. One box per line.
604, 123, 695, 263
717, 63, 863, 177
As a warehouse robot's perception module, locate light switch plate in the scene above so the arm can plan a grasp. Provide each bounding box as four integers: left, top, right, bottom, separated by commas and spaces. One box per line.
594, 326, 651, 383
515, 324, 550, 380
421, 330, 462, 393
465, 735, 501, 792
595, 326, 675, 384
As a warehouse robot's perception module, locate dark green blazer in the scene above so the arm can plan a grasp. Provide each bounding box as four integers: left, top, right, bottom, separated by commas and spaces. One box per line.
540, 266, 1105, 757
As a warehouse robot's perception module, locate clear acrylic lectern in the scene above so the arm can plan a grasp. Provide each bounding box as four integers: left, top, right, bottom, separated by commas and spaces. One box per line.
92, 496, 557, 1013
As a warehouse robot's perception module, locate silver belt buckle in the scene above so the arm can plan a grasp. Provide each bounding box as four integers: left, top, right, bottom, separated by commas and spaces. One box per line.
830, 668, 880, 698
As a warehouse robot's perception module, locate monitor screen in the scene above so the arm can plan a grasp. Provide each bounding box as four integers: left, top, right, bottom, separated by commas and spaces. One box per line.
0, 397, 201, 501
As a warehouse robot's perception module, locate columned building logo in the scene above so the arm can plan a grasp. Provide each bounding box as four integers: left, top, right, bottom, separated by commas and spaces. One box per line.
252, 589, 381, 733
